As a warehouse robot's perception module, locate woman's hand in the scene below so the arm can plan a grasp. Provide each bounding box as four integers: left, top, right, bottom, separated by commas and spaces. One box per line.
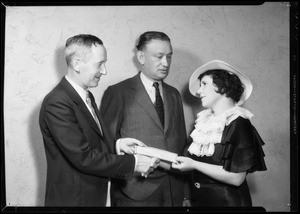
172, 156, 195, 172
174, 156, 247, 186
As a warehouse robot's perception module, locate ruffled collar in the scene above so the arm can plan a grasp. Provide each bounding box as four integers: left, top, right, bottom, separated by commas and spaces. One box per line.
188, 106, 254, 157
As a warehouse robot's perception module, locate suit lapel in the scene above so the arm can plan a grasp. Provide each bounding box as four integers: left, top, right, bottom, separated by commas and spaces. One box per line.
89, 93, 113, 153
93, 109, 114, 152
131, 74, 164, 132
60, 77, 103, 138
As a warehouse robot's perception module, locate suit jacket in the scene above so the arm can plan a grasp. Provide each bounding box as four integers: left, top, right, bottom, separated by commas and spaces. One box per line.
39, 77, 135, 207
100, 73, 188, 205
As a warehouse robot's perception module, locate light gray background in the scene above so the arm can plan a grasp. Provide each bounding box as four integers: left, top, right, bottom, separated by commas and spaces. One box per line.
4, 3, 290, 211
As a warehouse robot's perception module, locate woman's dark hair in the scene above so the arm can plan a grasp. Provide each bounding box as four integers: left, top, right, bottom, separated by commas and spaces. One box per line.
198, 69, 244, 103
136, 31, 171, 51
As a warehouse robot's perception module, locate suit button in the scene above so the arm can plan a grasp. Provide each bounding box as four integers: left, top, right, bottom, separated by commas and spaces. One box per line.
194, 182, 200, 189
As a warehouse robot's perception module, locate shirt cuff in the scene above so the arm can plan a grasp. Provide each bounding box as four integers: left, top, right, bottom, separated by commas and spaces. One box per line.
133, 155, 138, 171
116, 139, 125, 155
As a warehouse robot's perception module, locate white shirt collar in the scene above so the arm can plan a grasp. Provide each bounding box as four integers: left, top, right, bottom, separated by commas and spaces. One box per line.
65, 75, 88, 101
140, 72, 163, 94
140, 72, 155, 89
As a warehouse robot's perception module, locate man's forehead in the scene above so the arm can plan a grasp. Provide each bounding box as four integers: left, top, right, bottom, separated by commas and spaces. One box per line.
91, 43, 105, 50
144, 40, 172, 52
91, 44, 106, 54
147, 39, 171, 46
88, 44, 107, 62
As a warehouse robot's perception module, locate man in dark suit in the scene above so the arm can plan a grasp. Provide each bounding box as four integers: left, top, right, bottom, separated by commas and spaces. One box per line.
100, 31, 190, 206
39, 34, 159, 207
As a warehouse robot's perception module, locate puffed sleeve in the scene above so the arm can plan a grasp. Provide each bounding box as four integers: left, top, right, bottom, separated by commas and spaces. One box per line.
220, 117, 267, 173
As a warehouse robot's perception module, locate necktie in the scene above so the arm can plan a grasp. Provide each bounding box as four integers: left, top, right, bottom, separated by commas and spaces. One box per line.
86, 90, 103, 135
153, 82, 164, 128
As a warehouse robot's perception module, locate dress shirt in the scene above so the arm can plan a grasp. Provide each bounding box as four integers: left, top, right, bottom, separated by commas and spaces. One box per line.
140, 72, 164, 103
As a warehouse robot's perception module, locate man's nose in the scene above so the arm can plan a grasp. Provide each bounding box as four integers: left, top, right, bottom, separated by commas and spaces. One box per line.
100, 63, 107, 75
161, 56, 169, 67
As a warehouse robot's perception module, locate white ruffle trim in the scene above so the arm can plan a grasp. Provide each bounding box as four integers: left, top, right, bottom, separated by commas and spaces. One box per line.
188, 106, 254, 157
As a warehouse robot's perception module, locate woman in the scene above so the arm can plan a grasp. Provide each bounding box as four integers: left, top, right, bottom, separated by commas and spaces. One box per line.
172, 60, 267, 207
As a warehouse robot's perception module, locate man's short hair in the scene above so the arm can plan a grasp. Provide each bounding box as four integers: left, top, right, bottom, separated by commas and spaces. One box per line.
136, 31, 171, 51
65, 34, 103, 67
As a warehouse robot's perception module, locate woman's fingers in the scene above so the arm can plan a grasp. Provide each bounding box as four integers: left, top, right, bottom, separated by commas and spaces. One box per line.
172, 162, 181, 169
175, 156, 186, 163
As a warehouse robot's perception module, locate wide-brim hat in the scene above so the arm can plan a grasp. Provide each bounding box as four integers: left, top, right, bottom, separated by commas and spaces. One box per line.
189, 60, 253, 106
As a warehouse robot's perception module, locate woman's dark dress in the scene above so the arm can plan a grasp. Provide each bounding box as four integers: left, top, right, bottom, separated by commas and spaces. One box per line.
186, 116, 267, 207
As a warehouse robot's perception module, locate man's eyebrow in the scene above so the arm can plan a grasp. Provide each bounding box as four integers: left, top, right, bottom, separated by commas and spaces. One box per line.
156, 51, 173, 55
96, 60, 107, 64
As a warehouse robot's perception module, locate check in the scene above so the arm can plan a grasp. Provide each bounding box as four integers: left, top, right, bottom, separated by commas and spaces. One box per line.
134, 146, 178, 163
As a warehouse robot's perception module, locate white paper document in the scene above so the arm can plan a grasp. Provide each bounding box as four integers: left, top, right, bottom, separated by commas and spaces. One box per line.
134, 146, 178, 163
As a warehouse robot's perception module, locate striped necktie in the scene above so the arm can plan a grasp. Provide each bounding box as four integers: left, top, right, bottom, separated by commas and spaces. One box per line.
86, 90, 103, 135
153, 82, 164, 128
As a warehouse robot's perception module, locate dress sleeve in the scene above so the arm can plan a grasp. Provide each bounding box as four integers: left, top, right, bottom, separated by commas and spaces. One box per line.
220, 117, 267, 173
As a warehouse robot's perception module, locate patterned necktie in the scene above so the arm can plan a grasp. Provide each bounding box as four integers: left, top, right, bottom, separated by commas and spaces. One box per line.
153, 82, 164, 128
86, 90, 103, 135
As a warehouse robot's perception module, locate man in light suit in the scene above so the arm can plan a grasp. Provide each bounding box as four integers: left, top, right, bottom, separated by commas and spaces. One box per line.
100, 31, 190, 206
39, 34, 158, 207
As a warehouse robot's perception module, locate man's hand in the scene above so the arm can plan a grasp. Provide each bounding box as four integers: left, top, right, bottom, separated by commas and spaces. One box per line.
119, 138, 146, 154
158, 161, 172, 170
134, 155, 160, 177
182, 199, 192, 207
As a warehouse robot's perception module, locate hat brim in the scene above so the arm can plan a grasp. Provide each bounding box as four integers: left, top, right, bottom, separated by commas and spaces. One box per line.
189, 60, 253, 106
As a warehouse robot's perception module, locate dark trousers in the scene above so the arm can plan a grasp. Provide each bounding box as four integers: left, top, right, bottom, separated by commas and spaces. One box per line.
113, 176, 173, 207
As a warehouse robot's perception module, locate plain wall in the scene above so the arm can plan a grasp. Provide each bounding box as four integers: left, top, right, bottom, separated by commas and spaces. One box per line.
4, 3, 290, 211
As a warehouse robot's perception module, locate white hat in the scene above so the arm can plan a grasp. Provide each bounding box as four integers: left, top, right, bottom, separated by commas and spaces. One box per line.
189, 60, 253, 106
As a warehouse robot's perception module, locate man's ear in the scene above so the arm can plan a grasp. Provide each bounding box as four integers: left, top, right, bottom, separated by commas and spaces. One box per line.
73, 57, 81, 73
136, 50, 145, 65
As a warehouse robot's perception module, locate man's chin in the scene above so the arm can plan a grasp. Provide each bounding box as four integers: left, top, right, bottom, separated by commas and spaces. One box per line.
89, 81, 99, 88
158, 72, 168, 79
